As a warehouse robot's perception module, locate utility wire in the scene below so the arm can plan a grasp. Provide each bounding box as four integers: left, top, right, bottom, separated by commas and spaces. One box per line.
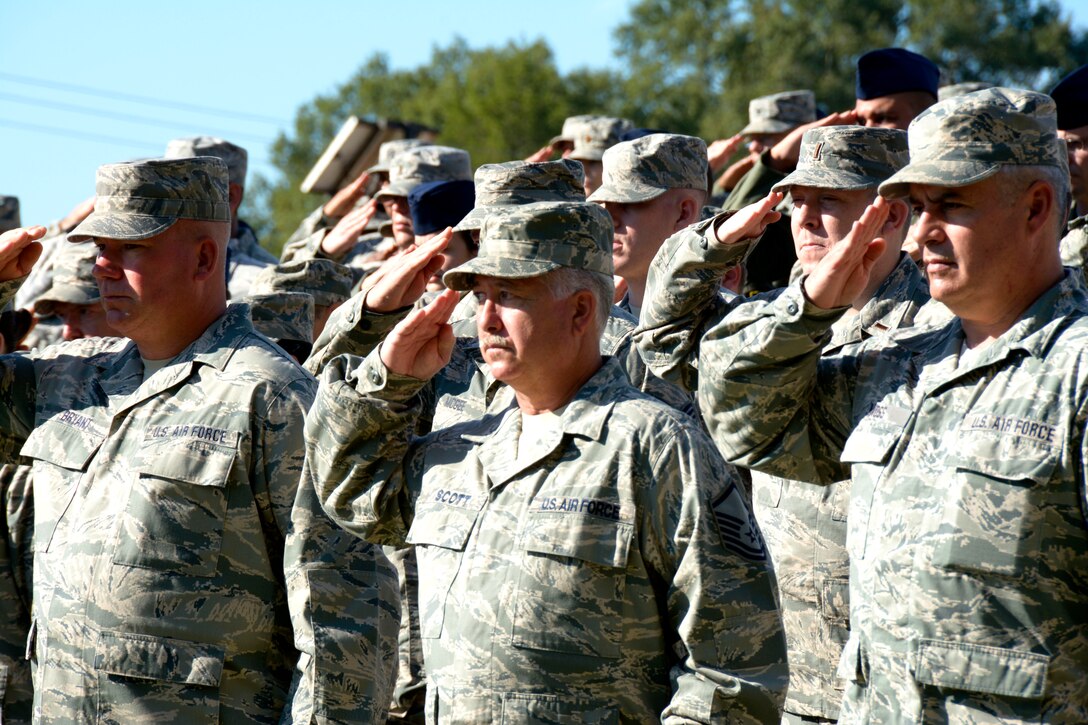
0, 90, 277, 145
0, 71, 288, 126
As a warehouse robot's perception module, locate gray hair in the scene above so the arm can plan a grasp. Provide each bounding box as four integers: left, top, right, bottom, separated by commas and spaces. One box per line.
996, 164, 1071, 237
543, 267, 614, 337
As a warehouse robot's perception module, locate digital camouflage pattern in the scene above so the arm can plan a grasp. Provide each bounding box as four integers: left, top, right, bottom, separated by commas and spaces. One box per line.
376, 146, 473, 201
937, 81, 995, 101
454, 159, 585, 232
879, 87, 1068, 197
588, 133, 708, 205
694, 270, 1088, 722
568, 116, 634, 162
740, 90, 817, 135
636, 215, 932, 719
0, 197, 19, 235
771, 126, 909, 194
244, 292, 315, 345
164, 136, 248, 188
443, 201, 613, 289
306, 349, 787, 723
368, 138, 432, 175
68, 158, 231, 242
32, 241, 100, 316
1060, 214, 1088, 268
548, 113, 602, 147
0, 462, 32, 724
0, 279, 398, 724
250, 258, 353, 309
231, 220, 277, 266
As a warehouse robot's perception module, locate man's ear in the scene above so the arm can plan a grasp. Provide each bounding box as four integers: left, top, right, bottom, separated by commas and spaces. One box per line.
1023, 179, 1055, 236
883, 197, 911, 234
570, 289, 597, 336
675, 195, 701, 232
193, 235, 220, 282
228, 183, 244, 216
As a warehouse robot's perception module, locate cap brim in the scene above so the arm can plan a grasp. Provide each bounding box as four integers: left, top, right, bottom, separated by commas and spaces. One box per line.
568, 151, 603, 162
548, 135, 574, 147
67, 212, 177, 242
878, 159, 1001, 198
373, 181, 413, 201
772, 168, 881, 194
740, 121, 795, 135
587, 181, 666, 204
34, 287, 101, 315
443, 257, 560, 291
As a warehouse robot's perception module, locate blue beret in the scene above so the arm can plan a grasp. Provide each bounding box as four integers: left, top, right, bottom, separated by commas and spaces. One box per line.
619, 128, 669, 143
856, 48, 939, 100
1050, 64, 1088, 130
408, 179, 476, 236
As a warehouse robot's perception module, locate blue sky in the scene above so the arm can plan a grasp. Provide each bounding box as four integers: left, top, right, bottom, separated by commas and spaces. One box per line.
2, 0, 1085, 229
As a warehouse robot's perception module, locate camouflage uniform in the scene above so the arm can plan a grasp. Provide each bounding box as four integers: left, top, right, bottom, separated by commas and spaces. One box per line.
279, 138, 431, 264
567, 117, 633, 163
306, 201, 787, 722
698, 89, 1088, 722
639, 126, 928, 722
0, 196, 19, 234
1060, 214, 1088, 268
3, 158, 398, 723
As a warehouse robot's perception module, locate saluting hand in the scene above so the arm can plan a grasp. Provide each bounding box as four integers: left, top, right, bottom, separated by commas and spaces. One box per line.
322, 171, 372, 219
320, 197, 379, 258
380, 288, 458, 380
802, 197, 890, 309
713, 191, 783, 245
361, 228, 451, 312
0, 226, 47, 282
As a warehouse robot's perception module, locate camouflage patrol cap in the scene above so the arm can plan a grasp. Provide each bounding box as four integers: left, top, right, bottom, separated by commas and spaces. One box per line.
771, 126, 908, 193
454, 159, 586, 233
33, 242, 100, 316
443, 201, 613, 290
588, 133, 709, 204
548, 114, 602, 148
249, 259, 353, 308
375, 146, 472, 201
68, 157, 230, 242
879, 87, 1067, 198
568, 117, 634, 162
165, 136, 248, 187
937, 81, 994, 101
0, 196, 19, 234
367, 138, 431, 174
740, 90, 817, 135
245, 292, 315, 345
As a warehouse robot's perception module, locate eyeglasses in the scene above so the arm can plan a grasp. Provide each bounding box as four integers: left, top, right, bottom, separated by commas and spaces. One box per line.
1061, 136, 1087, 154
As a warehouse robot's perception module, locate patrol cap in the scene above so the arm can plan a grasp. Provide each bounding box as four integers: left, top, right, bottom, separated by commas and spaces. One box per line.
443, 201, 613, 290
937, 81, 994, 101
374, 146, 472, 201
548, 114, 602, 148
1049, 64, 1088, 130
0, 196, 19, 234
408, 179, 476, 236
568, 117, 634, 162
68, 157, 230, 243
740, 90, 817, 135
165, 136, 248, 187
249, 259, 353, 308
856, 48, 940, 100
772, 126, 908, 193
34, 242, 101, 316
588, 133, 709, 204
367, 138, 431, 174
879, 87, 1066, 198
245, 292, 314, 345
455, 159, 586, 233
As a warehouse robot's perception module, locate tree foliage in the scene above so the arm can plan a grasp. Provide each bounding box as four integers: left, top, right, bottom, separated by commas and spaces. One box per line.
244, 1, 1088, 248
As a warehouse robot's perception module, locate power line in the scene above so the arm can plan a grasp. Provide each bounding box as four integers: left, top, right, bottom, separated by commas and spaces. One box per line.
0, 117, 165, 153
0, 71, 288, 126
0, 90, 277, 146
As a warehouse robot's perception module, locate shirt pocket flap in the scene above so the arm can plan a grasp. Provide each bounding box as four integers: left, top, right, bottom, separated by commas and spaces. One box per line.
522, 515, 633, 569
135, 439, 238, 488
94, 631, 224, 688
20, 418, 104, 471
951, 434, 1058, 485
406, 501, 481, 551
912, 639, 1049, 700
